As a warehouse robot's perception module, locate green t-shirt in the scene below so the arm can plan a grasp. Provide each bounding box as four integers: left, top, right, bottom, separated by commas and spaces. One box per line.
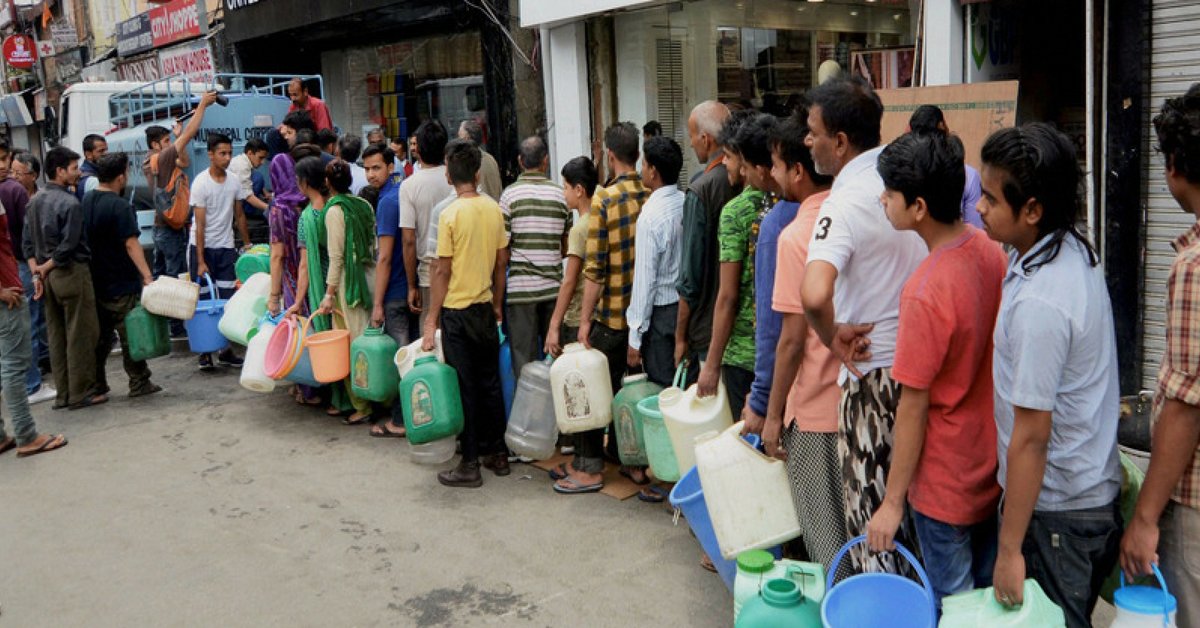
716, 186, 767, 371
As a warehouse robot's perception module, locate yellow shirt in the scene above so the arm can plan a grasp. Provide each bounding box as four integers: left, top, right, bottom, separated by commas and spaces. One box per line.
436, 194, 508, 309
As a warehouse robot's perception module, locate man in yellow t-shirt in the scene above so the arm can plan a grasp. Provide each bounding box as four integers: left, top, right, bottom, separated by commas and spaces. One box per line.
421, 139, 510, 488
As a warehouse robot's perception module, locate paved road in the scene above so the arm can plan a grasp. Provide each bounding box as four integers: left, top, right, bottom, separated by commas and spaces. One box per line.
0, 352, 729, 627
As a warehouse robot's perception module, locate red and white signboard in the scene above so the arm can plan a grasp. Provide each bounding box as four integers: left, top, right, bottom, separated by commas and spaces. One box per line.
149, 0, 203, 49
35, 40, 55, 59
159, 39, 214, 83
3, 35, 36, 69
117, 56, 163, 82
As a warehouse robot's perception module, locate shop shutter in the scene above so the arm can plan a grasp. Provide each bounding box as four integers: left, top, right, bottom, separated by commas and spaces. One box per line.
655, 37, 689, 186
1143, 0, 1200, 389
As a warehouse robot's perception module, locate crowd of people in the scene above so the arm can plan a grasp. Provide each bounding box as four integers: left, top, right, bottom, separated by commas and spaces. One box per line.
0, 74, 1197, 627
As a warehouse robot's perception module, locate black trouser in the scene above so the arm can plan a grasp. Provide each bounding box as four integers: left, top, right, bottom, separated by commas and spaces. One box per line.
441, 303, 506, 462
723, 365, 754, 417
573, 321, 626, 473
643, 303, 678, 387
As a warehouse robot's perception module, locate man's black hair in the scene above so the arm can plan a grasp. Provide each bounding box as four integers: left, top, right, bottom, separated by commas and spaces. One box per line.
732, 112, 778, 169
95, 152, 130, 184
282, 110, 316, 133
44, 146, 80, 181
362, 143, 395, 165
908, 105, 946, 135
561, 156, 598, 197
1155, 83, 1200, 184
604, 122, 640, 167
15, 152, 39, 177
294, 129, 316, 147
643, 136, 683, 186
145, 125, 170, 146
338, 135, 364, 163
518, 135, 548, 171
445, 139, 481, 185
717, 109, 755, 153
770, 108, 833, 187
207, 133, 232, 152
877, 132, 966, 224
807, 76, 883, 152
82, 134, 106, 155
316, 128, 338, 150
415, 120, 448, 166
643, 120, 662, 137
245, 138, 269, 154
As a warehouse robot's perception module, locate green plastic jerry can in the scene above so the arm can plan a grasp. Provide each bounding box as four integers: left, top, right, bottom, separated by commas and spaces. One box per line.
612, 374, 662, 466
735, 577, 823, 628
939, 579, 1065, 627
401, 355, 465, 445
351, 327, 399, 403
125, 305, 170, 362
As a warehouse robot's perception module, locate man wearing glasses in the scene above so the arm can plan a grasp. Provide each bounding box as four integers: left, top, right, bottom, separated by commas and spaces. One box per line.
3, 149, 53, 404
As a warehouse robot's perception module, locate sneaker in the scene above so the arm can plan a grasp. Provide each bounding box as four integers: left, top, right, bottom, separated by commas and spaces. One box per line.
217, 350, 244, 368
27, 385, 57, 405
198, 353, 215, 371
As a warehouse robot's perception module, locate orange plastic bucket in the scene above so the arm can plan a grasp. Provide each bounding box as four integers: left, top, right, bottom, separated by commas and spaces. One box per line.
304, 312, 351, 383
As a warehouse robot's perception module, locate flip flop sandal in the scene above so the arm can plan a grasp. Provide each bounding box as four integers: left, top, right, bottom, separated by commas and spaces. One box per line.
620, 466, 651, 486
370, 423, 406, 438
17, 434, 67, 458
547, 463, 571, 481
699, 554, 718, 573
129, 384, 163, 398
0, 437, 15, 455
68, 394, 108, 410
342, 413, 373, 426
636, 485, 669, 503
552, 475, 604, 494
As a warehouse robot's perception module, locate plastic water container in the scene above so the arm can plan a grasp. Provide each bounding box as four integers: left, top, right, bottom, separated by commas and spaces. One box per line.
639, 395, 680, 482
505, 357, 558, 460
550, 342, 614, 434
659, 365, 733, 476
124, 305, 170, 362
185, 274, 229, 354
733, 550, 825, 621
394, 332, 444, 379
351, 327, 400, 402
696, 422, 802, 559
735, 578, 823, 628
402, 355, 465, 445
822, 536, 936, 628
612, 374, 662, 466
939, 579, 1065, 627
234, 245, 271, 283
1111, 566, 1177, 627
240, 314, 280, 393
408, 436, 457, 465
498, 325, 515, 420
136, 210, 156, 247
218, 272, 271, 345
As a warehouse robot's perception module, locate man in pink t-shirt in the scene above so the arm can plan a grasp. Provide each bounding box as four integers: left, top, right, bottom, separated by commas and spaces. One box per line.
864, 131, 1006, 608
287, 78, 334, 132
756, 111, 843, 567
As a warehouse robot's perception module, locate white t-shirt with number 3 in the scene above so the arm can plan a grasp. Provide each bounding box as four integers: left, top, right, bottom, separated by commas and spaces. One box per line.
807, 145, 927, 385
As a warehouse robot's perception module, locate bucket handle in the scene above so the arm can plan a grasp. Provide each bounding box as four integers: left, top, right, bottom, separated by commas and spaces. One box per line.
300, 309, 345, 343
827, 536, 935, 623
199, 272, 218, 309
1119, 565, 1172, 625
671, 361, 688, 389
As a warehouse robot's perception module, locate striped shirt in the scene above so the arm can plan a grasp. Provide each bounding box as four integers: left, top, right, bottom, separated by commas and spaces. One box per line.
627, 185, 683, 349
584, 172, 648, 331
500, 172, 571, 304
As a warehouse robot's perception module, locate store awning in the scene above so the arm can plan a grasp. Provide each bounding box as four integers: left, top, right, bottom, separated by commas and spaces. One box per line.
519, 0, 663, 28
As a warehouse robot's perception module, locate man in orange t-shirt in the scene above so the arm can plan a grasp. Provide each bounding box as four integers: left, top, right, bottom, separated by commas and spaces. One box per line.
864, 131, 1006, 609
286, 78, 334, 132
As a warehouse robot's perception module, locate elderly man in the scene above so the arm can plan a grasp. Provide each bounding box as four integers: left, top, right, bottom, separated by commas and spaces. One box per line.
286, 78, 333, 132
457, 119, 502, 199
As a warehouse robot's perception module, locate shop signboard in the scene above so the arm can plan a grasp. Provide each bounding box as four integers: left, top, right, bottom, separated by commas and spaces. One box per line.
158, 39, 214, 83
150, 0, 204, 49
50, 20, 78, 50
225, 0, 264, 9
118, 14, 154, 57
117, 56, 163, 82
55, 49, 84, 84
3, 35, 36, 69
877, 81, 1019, 171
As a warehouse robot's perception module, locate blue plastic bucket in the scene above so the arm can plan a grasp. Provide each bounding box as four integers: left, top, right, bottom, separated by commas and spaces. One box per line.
821, 536, 935, 628
186, 274, 229, 354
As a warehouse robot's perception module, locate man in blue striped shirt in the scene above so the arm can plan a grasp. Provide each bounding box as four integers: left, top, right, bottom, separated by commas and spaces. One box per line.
626, 136, 685, 386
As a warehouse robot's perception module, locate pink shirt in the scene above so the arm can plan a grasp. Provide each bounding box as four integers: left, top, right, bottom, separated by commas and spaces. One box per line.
772, 190, 840, 432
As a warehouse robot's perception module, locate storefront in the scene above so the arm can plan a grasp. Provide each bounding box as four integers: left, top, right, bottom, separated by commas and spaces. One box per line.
114, 0, 211, 83
223, 0, 537, 183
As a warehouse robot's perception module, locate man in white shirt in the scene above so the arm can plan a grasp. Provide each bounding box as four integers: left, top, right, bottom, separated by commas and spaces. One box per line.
225, 138, 269, 219
400, 121, 454, 329
338, 135, 369, 195
626, 135, 685, 386
800, 77, 928, 576
189, 133, 250, 370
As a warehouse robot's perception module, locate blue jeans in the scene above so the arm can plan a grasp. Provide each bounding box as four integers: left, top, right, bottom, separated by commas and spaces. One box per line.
0, 301, 38, 445
1021, 500, 1121, 628
154, 225, 188, 335
912, 508, 998, 610
17, 261, 43, 394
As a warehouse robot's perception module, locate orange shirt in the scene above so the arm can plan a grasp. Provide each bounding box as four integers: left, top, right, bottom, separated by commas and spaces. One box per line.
771, 190, 840, 432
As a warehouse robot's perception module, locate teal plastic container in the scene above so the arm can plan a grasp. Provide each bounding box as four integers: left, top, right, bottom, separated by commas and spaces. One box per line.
638, 395, 679, 482
612, 374, 662, 466
735, 578, 823, 628
401, 355, 465, 445
940, 579, 1065, 627
351, 326, 399, 403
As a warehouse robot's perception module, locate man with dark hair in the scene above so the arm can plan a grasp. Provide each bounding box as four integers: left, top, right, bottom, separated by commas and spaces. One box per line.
77, 134, 108, 199
280, 110, 316, 143
189, 133, 249, 370
286, 77, 333, 132
422, 138, 509, 487
24, 146, 104, 409
339, 135, 368, 194
801, 76, 928, 576
85, 152, 161, 400
908, 104, 983, 228
865, 131, 1006, 609
627, 135, 684, 390
457, 119, 502, 198
316, 128, 339, 157
677, 100, 738, 387
1122, 82, 1200, 623
227, 138, 271, 219
0, 144, 50, 403
145, 91, 218, 339
401, 120, 454, 329
642, 120, 663, 140
498, 135, 569, 378
558, 121, 649, 494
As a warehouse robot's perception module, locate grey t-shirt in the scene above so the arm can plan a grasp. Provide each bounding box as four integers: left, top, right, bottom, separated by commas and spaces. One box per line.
399, 165, 454, 287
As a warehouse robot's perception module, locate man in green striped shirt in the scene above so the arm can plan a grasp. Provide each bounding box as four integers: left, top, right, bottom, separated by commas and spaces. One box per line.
500, 136, 571, 378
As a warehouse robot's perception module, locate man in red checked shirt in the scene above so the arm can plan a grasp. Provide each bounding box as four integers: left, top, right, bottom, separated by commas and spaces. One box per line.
286, 78, 333, 132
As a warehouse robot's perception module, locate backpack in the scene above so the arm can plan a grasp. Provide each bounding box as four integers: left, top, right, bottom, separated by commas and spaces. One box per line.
148, 154, 191, 230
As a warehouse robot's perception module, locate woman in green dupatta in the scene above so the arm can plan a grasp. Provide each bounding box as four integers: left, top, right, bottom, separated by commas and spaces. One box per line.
287, 157, 377, 423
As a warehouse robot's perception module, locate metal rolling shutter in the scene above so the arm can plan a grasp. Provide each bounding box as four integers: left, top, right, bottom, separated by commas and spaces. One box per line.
1143, 0, 1200, 389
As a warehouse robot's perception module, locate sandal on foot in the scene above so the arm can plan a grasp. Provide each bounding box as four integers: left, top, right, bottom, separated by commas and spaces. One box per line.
17, 434, 67, 457
0, 436, 14, 455
342, 413, 373, 426
637, 485, 669, 503
620, 466, 651, 486
129, 383, 163, 398
370, 423, 406, 438
699, 554, 717, 573
68, 394, 108, 410
547, 463, 571, 481
553, 475, 604, 494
